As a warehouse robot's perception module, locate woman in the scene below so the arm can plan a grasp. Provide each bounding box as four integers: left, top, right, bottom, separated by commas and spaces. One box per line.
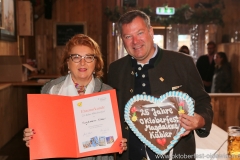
211, 52, 232, 93
23, 34, 127, 159
179, 45, 190, 55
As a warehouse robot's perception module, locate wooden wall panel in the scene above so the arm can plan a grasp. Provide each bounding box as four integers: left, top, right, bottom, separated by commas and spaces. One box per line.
17, 1, 34, 36
63, 0, 70, 22
46, 35, 55, 74
36, 34, 56, 74
55, 47, 65, 75
69, 1, 80, 21
36, 35, 47, 73
34, 0, 104, 75
0, 86, 12, 149
0, 42, 18, 56
210, 94, 240, 131
0, 85, 40, 149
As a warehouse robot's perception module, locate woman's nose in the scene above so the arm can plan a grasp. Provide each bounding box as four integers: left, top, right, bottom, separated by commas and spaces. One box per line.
80, 57, 85, 65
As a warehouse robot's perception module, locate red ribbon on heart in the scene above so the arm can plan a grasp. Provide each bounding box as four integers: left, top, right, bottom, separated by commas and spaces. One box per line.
156, 138, 166, 146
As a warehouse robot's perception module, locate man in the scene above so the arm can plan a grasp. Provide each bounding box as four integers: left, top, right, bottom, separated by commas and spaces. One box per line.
108, 10, 213, 160
196, 41, 216, 93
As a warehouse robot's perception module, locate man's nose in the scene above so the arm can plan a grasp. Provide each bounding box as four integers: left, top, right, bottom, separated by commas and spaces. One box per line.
132, 36, 138, 44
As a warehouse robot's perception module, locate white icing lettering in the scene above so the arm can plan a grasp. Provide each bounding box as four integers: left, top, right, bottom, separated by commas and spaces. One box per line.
149, 131, 173, 139
141, 116, 179, 125
139, 119, 144, 124
145, 123, 179, 132
140, 109, 150, 116
151, 108, 173, 116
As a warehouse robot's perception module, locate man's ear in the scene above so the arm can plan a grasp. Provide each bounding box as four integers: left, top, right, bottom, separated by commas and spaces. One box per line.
149, 26, 154, 38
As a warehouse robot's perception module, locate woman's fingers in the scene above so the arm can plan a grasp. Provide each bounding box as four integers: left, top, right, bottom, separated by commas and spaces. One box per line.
23, 128, 35, 147
24, 128, 34, 135
23, 135, 33, 141
23, 132, 33, 137
25, 140, 30, 147
119, 138, 128, 154
121, 138, 127, 143
24, 128, 32, 133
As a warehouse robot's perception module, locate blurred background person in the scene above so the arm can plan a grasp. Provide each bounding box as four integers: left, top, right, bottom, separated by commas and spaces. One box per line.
179, 45, 190, 55
211, 52, 232, 93
196, 41, 216, 93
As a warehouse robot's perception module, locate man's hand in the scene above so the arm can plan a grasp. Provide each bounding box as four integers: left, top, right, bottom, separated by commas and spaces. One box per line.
179, 113, 205, 137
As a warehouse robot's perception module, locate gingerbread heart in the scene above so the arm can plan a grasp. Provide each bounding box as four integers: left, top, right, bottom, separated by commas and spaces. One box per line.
124, 91, 195, 155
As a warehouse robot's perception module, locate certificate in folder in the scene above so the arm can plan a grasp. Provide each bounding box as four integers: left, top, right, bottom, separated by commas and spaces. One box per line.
27, 89, 122, 160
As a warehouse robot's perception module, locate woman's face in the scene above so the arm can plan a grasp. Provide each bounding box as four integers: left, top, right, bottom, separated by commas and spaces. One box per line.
214, 54, 222, 65
67, 45, 96, 84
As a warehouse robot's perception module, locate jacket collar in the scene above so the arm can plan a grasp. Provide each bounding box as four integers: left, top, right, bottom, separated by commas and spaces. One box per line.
93, 78, 103, 93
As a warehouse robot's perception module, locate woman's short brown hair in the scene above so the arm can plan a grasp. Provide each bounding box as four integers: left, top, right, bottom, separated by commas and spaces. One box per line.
59, 34, 104, 78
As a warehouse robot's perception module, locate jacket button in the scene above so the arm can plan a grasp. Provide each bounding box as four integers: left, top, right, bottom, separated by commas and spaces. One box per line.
131, 71, 134, 75
130, 89, 133, 93
142, 157, 147, 160
125, 126, 129, 130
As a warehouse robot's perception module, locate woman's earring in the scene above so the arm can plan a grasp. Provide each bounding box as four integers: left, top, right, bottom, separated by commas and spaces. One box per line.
68, 66, 70, 74
93, 71, 95, 75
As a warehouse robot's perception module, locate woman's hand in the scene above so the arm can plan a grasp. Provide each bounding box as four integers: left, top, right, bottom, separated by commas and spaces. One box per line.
119, 138, 127, 154
22, 128, 35, 147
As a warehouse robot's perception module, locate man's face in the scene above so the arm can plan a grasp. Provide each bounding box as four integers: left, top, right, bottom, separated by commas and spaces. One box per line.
121, 16, 155, 64
207, 44, 216, 56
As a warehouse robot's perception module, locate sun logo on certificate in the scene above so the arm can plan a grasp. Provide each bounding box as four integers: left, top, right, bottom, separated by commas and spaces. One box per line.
77, 102, 82, 107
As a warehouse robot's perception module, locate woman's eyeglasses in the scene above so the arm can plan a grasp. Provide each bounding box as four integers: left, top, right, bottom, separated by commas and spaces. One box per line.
69, 54, 95, 63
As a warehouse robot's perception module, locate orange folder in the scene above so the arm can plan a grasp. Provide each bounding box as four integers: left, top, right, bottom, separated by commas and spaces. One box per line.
27, 89, 122, 159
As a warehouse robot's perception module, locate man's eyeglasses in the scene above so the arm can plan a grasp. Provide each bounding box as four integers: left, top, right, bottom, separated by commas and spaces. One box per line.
69, 54, 95, 63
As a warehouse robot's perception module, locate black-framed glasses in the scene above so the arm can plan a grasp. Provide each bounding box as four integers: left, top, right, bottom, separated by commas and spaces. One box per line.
69, 54, 95, 63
